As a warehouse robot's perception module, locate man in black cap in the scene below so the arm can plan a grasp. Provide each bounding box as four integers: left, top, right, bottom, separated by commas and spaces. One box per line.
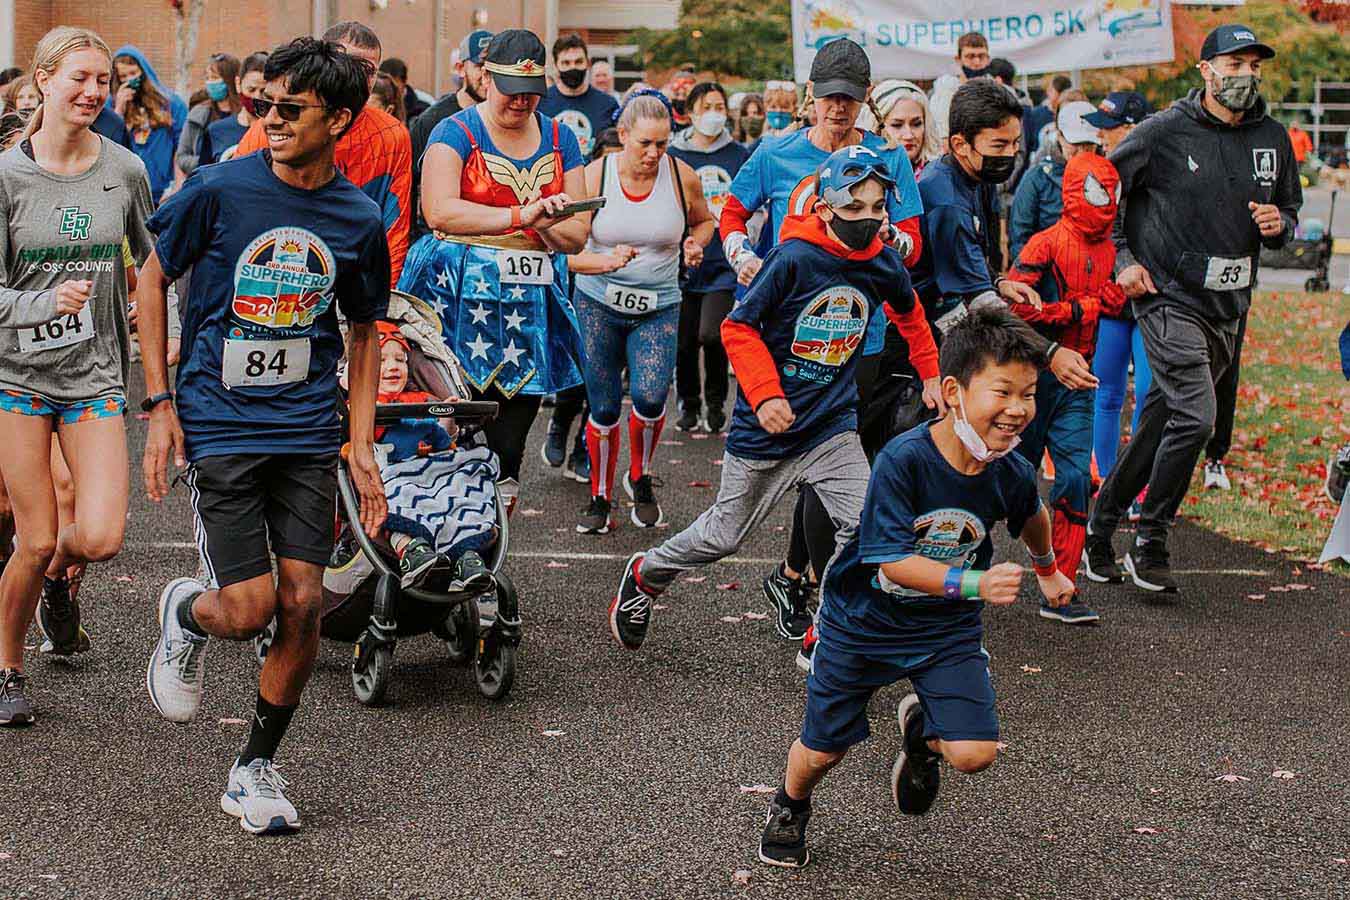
1083, 24, 1302, 595
410, 28, 494, 241
1084, 91, 1152, 155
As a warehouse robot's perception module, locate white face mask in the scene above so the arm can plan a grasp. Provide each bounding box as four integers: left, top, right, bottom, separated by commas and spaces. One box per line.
694, 111, 727, 137
952, 387, 1019, 462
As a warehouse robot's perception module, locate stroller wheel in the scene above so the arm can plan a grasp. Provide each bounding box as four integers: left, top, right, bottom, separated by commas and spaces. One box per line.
253, 618, 277, 667
474, 636, 515, 702
436, 601, 478, 666
351, 643, 393, 706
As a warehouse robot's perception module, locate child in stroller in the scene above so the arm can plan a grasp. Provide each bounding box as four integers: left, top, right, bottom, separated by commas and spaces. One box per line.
370, 321, 499, 592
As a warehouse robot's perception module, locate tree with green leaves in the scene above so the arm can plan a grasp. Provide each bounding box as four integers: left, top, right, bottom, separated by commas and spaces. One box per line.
634, 0, 793, 81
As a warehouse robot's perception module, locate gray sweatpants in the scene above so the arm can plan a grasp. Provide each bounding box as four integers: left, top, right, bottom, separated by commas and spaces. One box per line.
639, 430, 871, 591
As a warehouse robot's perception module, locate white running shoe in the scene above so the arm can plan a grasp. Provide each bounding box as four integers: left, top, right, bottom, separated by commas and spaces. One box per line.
1203, 460, 1231, 491
146, 577, 209, 723
220, 758, 301, 834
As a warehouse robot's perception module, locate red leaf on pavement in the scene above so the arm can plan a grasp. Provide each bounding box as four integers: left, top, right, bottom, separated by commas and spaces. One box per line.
1271, 770, 1296, 779
1247, 594, 1266, 601
731, 869, 752, 886
115, 575, 134, 583
717, 581, 741, 591
1215, 773, 1250, 783
218, 717, 247, 726
1285, 583, 1310, 591
1133, 826, 1162, 835
687, 480, 713, 488
691, 433, 711, 441
684, 576, 707, 583
743, 612, 769, 621
542, 729, 566, 737
520, 508, 543, 517
720, 615, 743, 623
738, 784, 776, 794
546, 560, 570, 569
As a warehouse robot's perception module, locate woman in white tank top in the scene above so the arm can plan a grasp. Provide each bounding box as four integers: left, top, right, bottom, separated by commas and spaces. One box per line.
568, 92, 714, 534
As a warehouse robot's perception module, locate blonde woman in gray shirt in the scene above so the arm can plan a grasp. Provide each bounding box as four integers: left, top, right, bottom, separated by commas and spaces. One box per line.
0, 27, 154, 726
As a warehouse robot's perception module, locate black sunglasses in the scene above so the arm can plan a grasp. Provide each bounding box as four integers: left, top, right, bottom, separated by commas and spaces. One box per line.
242, 95, 328, 122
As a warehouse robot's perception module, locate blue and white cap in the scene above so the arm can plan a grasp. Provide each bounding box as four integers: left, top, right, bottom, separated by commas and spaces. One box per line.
815, 145, 895, 209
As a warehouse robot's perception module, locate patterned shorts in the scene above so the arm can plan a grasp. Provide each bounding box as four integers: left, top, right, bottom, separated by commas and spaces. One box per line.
0, 391, 126, 425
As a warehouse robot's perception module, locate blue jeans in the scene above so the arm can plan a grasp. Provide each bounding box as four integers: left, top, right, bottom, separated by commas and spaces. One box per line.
575, 294, 680, 426
1092, 317, 1153, 477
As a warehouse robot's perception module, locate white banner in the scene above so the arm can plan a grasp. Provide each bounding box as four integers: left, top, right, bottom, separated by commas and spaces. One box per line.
791, 0, 1176, 80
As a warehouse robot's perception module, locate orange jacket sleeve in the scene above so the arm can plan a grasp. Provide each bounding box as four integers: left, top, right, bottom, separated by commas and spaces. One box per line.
721, 319, 784, 410
882, 292, 939, 381
233, 119, 267, 157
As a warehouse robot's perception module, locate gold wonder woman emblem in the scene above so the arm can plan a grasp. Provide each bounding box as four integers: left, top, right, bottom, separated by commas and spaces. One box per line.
484, 58, 542, 77
481, 151, 557, 204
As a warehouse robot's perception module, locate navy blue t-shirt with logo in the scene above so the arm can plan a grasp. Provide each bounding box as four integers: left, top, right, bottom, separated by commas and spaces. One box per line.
148, 152, 390, 461
537, 86, 619, 159
668, 135, 750, 294
724, 235, 913, 460
817, 423, 1041, 660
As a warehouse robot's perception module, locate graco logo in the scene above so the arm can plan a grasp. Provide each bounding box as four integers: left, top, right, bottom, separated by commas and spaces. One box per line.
58, 207, 92, 241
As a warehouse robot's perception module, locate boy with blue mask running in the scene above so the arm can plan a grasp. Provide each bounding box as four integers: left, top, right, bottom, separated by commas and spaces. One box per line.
756, 305, 1074, 868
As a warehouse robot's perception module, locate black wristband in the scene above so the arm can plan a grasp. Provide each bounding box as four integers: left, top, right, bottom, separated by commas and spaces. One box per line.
1045, 341, 1061, 365
140, 391, 174, 412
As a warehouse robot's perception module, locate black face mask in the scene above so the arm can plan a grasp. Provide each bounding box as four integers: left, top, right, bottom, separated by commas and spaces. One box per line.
671, 98, 687, 116
961, 65, 990, 79
829, 214, 883, 251
975, 151, 1017, 184
558, 68, 587, 90
742, 115, 764, 139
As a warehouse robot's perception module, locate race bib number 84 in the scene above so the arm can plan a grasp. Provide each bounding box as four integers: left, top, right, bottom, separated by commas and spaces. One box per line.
19, 306, 95, 353
497, 249, 552, 285
222, 338, 310, 388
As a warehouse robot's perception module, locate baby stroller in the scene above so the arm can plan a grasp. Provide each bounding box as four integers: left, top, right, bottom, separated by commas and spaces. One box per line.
1259, 189, 1338, 292
256, 291, 522, 706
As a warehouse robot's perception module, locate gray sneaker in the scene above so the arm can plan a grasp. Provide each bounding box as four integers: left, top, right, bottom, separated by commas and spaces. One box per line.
0, 668, 34, 726
220, 758, 301, 834
146, 577, 210, 723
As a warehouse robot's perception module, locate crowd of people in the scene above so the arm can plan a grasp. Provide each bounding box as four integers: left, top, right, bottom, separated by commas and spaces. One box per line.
0, 14, 1325, 866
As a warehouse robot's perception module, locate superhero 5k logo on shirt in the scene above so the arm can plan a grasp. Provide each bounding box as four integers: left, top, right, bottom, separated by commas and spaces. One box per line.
875, 507, 986, 599
786, 286, 868, 383
231, 227, 337, 334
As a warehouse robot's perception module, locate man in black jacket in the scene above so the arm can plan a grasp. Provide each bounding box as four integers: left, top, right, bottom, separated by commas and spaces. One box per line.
1084, 24, 1302, 594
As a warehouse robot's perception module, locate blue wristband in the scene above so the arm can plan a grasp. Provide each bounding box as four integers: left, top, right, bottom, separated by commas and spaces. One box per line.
942, 566, 963, 601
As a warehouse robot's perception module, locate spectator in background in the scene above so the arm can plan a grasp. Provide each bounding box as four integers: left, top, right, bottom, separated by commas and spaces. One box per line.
368, 71, 406, 122
198, 51, 266, 165
539, 33, 619, 159
1288, 121, 1313, 164
0, 112, 23, 150
110, 45, 187, 204
1009, 100, 1102, 262
1034, 87, 1085, 159
664, 71, 696, 130
1084, 91, 1152, 155
761, 81, 798, 141
930, 31, 991, 146
872, 79, 940, 175
175, 52, 239, 178
409, 29, 492, 243
0, 67, 21, 87
1023, 74, 1071, 161
379, 58, 428, 121
591, 59, 620, 102
2, 76, 39, 117
736, 92, 766, 143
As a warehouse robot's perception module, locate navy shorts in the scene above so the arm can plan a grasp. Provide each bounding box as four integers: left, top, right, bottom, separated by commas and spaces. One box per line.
800, 635, 999, 753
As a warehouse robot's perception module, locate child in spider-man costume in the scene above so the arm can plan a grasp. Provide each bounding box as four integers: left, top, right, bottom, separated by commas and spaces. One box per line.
1005, 151, 1125, 624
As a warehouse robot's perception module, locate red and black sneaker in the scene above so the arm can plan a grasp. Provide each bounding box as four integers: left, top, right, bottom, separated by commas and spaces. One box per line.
609, 552, 657, 651
795, 623, 818, 674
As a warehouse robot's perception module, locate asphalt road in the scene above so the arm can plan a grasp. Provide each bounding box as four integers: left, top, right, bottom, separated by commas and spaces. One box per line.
3, 373, 1347, 900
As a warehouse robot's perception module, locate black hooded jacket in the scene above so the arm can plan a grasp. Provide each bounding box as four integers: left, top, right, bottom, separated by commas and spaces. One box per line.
1110, 88, 1302, 322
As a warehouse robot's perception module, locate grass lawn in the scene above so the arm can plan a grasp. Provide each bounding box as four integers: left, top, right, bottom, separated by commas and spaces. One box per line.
1168, 289, 1348, 571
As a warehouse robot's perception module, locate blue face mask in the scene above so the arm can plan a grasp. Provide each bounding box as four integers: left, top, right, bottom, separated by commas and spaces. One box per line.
766, 110, 793, 130
205, 80, 229, 102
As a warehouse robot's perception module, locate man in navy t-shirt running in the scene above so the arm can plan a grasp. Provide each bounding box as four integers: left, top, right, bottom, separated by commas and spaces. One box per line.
137, 38, 391, 835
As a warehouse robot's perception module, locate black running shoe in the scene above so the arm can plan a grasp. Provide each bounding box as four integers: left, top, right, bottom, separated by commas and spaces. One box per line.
675, 400, 701, 432
0, 668, 34, 726
891, 693, 940, 815
758, 797, 811, 868
397, 538, 439, 588
540, 420, 568, 468
448, 550, 495, 594
1123, 539, 1179, 594
704, 406, 726, 434
1327, 444, 1350, 504
624, 473, 665, 528
37, 576, 90, 656
609, 552, 655, 651
565, 442, 591, 484
577, 496, 616, 534
1082, 532, 1124, 584
762, 565, 811, 641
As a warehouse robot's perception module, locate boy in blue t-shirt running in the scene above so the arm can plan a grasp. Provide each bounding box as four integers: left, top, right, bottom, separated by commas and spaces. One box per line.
757, 306, 1075, 869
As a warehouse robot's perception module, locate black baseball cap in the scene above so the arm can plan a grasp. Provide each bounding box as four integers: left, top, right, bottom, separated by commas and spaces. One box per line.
458, 29, 493, 65
483, 29, 547, 95
809, 38, 870, 102
1084, 91, 1152, 128
1200, 24, 1275, 62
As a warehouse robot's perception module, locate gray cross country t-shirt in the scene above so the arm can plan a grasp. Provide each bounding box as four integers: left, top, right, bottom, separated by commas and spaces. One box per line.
0, 136, 154, 404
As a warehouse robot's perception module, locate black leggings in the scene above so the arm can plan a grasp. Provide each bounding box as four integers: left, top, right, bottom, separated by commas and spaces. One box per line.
471, 384, 542, 483
784, 485, 839, 581
676, 289, 734, 414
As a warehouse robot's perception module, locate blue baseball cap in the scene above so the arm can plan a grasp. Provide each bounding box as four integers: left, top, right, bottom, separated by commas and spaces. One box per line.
1200, 24, 1275, 62
816, 145, 894, 208
458, 29, 494, 64
1084, 91, 1152, 129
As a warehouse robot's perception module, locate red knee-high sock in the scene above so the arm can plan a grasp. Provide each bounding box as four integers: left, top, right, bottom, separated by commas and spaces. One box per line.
587, 419, 621, 500
628, 408, 666, 485
1051, 500, 1088, 582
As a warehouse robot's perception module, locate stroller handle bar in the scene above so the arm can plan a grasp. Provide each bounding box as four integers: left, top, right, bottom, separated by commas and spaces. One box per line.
373, 400, 499, 424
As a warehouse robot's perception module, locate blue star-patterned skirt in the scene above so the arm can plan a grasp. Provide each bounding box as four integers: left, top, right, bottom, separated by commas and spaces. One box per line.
397, 235, 584, 397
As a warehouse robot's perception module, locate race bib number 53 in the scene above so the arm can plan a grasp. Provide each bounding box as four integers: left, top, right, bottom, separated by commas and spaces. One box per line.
497, 249, 552, 285
222, 338, 310, 388
19, 306, 95, 353
1203, 256, 1252, 291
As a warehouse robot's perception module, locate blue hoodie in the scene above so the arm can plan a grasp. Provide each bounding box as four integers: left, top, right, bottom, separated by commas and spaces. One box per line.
108, 46, 187, 204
